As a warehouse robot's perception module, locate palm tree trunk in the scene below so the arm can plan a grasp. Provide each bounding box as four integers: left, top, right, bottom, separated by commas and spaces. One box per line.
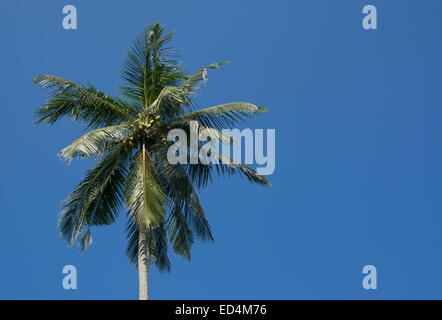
138, 229, 149, 300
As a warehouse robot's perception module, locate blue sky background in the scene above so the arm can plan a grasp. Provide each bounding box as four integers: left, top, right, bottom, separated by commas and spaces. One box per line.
1, 0, 442, 299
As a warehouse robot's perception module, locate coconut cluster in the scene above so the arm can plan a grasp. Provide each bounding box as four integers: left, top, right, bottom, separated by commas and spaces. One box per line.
125, 115, 162, 150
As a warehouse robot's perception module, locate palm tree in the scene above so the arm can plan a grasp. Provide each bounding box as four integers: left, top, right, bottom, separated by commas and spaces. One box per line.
33, 22, 270, 300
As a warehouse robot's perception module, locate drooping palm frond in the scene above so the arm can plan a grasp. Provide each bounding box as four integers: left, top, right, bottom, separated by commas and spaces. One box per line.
33, 75, 136, 128
167, 202, 194, 260
186, 149, 271, 189
126, 219, 171, 272
158, 120, 269, 188
57, 146, 129, 250
152, 146, 214, 242
125, 146, 168, 230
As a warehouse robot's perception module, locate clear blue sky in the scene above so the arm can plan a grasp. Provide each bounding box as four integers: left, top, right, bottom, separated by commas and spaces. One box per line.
1, 0, 442, 299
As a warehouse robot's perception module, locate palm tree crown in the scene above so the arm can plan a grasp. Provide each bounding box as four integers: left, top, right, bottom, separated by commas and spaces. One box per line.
34, 22, 270, 297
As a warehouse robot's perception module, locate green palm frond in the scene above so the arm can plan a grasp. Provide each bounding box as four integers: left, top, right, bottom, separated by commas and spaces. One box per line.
79, 229, 93, 252
145, 86, 189, 120
152, 62, 228, 114
126, 219, 171, 272
145, 62, 229, 120
152, 146, 214, 242
147, 224, 172, 271
179, 62, 229, 98
186, 149, 271, 189
33, 75, 135, 128
57, 146, 129, 248
168, 202, 194, 260
179, 192, 213, 242
177, 102, 267, 130
58, 124, 133, 163
120, 21, 184, 107
125, 146, 168, 230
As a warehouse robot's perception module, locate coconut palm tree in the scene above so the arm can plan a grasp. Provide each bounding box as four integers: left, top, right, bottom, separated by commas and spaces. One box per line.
33, 22, 270, 300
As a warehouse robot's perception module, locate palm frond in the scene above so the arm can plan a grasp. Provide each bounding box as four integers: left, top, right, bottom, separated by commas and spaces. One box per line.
187, 149, 271, 189
125, 146, 168, 230
120, 22, 184, 108
179, 61, 229, 98
57, 147, 128, 249
33, 75, 135, 128
177, 102, 267, 130
58, 124, 132, 163
168, 202, 194, 260
152, 145, 214, 242
125, 219, 171, 272
145, 62, 229, 119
